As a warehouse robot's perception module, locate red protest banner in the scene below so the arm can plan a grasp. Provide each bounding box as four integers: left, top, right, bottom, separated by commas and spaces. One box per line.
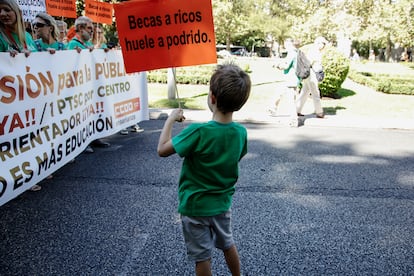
113, 0, 217, 73
85, 0, 113, 25
46, 0, 76, 18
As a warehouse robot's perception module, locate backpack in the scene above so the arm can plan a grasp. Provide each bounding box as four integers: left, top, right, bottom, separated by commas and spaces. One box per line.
295, 50, 311, 80
313, 68, 325, 82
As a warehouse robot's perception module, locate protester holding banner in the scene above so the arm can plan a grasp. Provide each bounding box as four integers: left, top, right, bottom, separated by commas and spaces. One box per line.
0, 0, 38, 190
33, 12, 66, 53
30, 13, 67, 183
92, 24, 107, 49
56, 20, 68, 43
0, 0, 37, 56
67, 16, 94, 52
67, 16, 110, 152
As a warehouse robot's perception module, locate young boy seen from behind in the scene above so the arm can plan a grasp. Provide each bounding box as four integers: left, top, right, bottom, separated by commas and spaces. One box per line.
157, 63, 251, 276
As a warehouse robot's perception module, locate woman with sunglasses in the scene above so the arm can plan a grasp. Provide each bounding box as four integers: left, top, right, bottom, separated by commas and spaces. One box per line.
0, 0, 37, 56
32, 12, 66, 54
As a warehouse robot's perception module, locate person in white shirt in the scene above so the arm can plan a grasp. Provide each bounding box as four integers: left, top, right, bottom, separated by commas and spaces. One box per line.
296, 36, 327, 119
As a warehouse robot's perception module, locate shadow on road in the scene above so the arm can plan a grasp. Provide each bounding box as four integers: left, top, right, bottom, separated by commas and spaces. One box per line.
1, 119, 414, 275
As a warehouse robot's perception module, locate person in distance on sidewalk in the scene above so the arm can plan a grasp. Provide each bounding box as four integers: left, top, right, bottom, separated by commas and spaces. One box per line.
296, 36, 327, 119
119, 123, 144, 135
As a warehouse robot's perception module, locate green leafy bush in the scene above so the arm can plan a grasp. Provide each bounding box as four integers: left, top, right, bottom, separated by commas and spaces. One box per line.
147, 69, 168, 83
319, 47, 350, 98
147, 65, 215, 85
348, 71, 414, 95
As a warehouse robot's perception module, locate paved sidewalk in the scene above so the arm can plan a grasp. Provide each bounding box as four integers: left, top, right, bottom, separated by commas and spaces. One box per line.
150, 108, 414, 130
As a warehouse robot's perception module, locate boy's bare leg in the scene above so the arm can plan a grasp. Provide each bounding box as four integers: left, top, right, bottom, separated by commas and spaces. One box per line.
196, 259, 212, 276
223, 245, 241, 276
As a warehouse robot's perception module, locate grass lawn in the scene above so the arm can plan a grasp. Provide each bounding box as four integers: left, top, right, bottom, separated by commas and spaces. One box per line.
330, 61, 414, 119
147, 58, 414, 120
350, 61, 414, 75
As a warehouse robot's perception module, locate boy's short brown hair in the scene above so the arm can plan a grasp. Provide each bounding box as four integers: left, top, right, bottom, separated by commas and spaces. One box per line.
209, 63, 251, 113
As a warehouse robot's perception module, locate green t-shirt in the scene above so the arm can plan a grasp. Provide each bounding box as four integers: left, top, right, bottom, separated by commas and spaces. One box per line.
172, 121, 248, 216
34, 39, 66, 51
0, 31, 37, 52
97, 42, 107, 49
67, 37, 93, 50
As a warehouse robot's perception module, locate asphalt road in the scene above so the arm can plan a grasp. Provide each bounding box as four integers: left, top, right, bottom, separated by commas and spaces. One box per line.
1, 118, 414, 275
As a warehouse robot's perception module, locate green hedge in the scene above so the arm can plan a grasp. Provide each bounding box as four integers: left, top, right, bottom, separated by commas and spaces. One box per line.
318, 46, 350, 98
147, 65, 216, 85
348, 71, 414, 95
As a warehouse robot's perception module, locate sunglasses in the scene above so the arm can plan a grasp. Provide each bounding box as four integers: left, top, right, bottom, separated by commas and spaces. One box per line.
33, 22, 49, 28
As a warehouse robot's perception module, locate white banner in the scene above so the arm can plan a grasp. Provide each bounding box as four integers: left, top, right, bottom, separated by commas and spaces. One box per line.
0, 50, 149, 206
18, 0, 47, 22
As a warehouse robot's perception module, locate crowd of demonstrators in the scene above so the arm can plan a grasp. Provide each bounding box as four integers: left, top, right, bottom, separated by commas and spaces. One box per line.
31, 13, 68, 182
89, 23, 144, 135
1, 11, 144, 190
271, 38, 300, 127
0, 0, 37, 56
296, 36, 327, 119
66, 16, 117, 153
32, 12, 66, 53
94, 26, 144, 135
157, 63, 251, 276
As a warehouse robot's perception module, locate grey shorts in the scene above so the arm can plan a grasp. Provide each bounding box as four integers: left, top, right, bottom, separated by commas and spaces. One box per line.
181, 210, 234, 262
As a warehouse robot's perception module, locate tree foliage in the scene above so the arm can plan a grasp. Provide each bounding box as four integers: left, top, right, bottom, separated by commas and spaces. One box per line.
212, 0, 413, 57
70, 0, 412, 59
212, 0, 250, 50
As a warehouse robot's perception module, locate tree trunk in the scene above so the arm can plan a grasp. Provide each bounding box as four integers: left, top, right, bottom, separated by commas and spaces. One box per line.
226, 33, 231, 51
385, 33, 392, 62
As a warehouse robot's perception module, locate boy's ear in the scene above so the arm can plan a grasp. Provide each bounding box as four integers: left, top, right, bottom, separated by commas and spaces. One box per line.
210, 93, 216, 104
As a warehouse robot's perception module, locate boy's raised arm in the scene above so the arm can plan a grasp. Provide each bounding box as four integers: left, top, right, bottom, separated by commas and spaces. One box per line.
157, 109, 185, 157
